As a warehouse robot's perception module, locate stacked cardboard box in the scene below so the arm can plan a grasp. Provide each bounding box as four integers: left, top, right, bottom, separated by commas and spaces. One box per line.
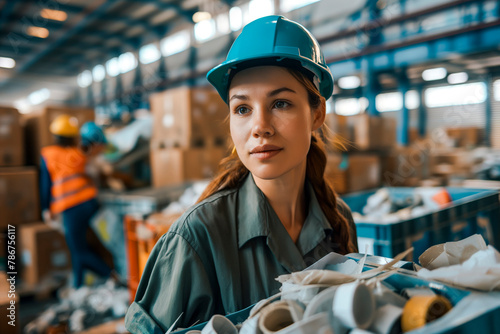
325, 153, 381, 194
150, 86, 229, 187
22, 106, 94, 165
381, 146, 431, 187
19, 223, 71, 285
445, 127, 483, 147
0, 167, 40, 230
326, 114, 397, 152
0, 107, 24, 166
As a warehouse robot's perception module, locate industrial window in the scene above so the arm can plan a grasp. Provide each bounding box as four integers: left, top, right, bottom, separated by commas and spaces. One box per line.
405, 90, 420, 109
494, 79, 500, 101
281, 0, 319, 13
248, 0, 274, 22
161, 30, 190, 57
92, 64, 105, 82
106, 57, 120, 77
216, 13, 230, 34
77, 70, 92, 87
139, 43, 161, 64
376, 92, 403, 112
118, 52, 138, 74
425, 82, 486, 108
194, 19, 216, 42
229, 6, 243, 31
335, 97, 367, 116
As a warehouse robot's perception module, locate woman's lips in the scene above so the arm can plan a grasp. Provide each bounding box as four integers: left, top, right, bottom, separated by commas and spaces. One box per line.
250, 145, 283, 160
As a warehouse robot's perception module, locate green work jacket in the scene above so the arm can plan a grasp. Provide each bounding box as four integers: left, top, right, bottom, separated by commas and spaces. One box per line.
125, 174, 357, 333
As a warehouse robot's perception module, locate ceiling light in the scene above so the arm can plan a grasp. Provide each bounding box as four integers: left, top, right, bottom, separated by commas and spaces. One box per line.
338, 76, 361, 89
40, 8, 67, 21
27, 26, 49, 38
28, 88, 50, 105
447, 72, 468, 84
422, 67, 447, 81
0, 57, 15, 68
192, 11, 211, 23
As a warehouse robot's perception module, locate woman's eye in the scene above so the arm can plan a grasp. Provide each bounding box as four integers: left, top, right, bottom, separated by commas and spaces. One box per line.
274, 100, 290, 109
234, 106, 250, 115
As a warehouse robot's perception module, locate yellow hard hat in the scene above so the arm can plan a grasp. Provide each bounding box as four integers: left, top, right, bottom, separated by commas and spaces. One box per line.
49, 114, 79, 137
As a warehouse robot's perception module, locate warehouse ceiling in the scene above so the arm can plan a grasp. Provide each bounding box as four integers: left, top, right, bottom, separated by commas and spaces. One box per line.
0, 0, 499, 108
0, 0, 235, 106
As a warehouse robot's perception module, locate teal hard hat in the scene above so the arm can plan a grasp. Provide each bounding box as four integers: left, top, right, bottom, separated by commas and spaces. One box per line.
207, 15, 334, 103
80, 121, 107, 147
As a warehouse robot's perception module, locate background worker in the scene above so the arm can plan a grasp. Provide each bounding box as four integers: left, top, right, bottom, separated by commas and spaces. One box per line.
40, 114, 114, 288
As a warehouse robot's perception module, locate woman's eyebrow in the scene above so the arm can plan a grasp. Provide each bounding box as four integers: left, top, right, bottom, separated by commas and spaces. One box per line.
268, 87, 296, 97
229, 94, 248, 102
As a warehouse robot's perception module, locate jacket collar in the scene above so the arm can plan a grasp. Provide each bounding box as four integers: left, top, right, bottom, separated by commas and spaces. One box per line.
237, 174, 333, 271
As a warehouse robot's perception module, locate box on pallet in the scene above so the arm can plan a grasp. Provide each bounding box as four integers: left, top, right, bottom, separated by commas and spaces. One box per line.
326, 114, 396, 151
429, 149, 476, 179
342, 187, 500, 262
325, 153, 381, 194
150, 145, 227, 188
150, 86, 228, 148
19, 223, 71, 285
381, 147, 431, 186
445, 127, 482, 147
0, 107, 24, 167
0, 167, 40, 229
21, 106, 94, 165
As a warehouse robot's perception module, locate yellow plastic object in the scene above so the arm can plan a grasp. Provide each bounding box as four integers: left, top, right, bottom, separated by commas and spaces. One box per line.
401, 295, 452, 332
49, 114, 79, 137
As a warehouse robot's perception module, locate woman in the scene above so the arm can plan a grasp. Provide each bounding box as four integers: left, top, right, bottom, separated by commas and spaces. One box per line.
125, 15, 358, 333
40, 115, 114, 288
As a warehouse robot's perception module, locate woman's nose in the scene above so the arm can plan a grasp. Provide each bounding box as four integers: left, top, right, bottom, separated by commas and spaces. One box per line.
251, 109, 274, 138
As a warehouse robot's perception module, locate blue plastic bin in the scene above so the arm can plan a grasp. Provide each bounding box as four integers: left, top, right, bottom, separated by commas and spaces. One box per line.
341, 187, 500, 262
173, 253, 500, 333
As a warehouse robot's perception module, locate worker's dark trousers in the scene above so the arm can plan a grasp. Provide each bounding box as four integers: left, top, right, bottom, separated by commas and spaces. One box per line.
62, 199, 112, 288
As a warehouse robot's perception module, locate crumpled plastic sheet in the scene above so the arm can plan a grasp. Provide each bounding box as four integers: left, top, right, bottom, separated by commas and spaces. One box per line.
418, 240, 500, 291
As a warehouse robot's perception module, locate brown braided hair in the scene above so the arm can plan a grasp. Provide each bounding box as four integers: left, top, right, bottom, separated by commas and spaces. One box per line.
198, 67, 357, 254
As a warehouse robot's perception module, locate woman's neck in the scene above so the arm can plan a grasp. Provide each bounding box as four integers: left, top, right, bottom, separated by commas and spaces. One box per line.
253, 163, 307, 243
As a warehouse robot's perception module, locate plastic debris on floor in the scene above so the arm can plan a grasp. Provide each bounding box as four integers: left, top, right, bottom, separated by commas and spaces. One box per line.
24, 279, 129, 334
351, 187, 452, 224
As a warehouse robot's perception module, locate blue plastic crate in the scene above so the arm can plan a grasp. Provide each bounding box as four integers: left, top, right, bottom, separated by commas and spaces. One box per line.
173, 253, 500, 333
341, 187, 500, 262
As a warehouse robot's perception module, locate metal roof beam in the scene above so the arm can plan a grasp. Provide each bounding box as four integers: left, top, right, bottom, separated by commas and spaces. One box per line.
17, 0, 117, 73
126, 0, 195, 22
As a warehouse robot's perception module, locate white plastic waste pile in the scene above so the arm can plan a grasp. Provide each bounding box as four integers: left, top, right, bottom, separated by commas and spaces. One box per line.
23, 279, 129, 334
352, 187, 451, 224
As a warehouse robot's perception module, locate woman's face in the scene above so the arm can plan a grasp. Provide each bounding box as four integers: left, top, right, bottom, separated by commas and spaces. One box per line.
229, 66, 324, 181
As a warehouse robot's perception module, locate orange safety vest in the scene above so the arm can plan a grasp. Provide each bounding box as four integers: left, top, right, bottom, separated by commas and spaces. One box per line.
41, 145, 97, 215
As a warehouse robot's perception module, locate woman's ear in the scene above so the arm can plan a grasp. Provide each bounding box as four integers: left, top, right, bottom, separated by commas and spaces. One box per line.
312, 99, 326, 131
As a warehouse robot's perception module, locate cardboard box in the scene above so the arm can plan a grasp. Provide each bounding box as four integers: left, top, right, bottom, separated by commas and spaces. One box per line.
19, 223, 71, 285
150, 86, 228, 148
0, 167, 40, 229
351, 114, 397, 151
325, 153, 381, 194
325, 113, 353, 151
445, 127, 482, 147
0, 107, 24, 166
22, 106, 94, 165
380, 147, 431, 186
150, 146, 227, 187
